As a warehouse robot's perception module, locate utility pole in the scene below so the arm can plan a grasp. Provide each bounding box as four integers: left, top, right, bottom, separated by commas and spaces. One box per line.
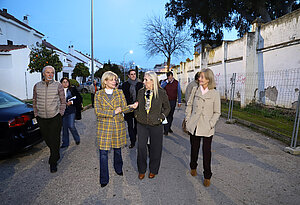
91, 0, 94, 83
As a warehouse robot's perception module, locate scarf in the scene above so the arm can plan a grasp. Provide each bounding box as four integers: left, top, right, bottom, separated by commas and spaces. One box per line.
144, 89, 153, 113
127, 78, 139, 102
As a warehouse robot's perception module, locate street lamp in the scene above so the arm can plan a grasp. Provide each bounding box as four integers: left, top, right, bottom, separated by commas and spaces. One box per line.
91, 0, 95, 83
123, 50, 133, 82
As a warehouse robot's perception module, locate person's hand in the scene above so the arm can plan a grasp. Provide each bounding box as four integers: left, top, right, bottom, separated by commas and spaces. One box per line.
178, 103, 181, 108
129, 102, 139, 109
115, 107, 122, 114
67, 101, 72, 106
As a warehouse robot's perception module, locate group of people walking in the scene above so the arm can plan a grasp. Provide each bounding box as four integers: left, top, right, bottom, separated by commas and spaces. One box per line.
33, 65, 220, 189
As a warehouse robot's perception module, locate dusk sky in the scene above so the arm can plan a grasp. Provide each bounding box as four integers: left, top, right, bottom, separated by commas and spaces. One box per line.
1, 0, 238, 69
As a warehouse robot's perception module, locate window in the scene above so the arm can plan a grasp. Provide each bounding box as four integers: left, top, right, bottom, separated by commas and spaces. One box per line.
63, 72, 69, 78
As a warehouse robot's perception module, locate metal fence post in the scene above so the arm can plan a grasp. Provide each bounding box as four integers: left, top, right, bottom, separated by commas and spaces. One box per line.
291, 92, 300, 148
285, 92, 300, 155
227, 73, 236, 123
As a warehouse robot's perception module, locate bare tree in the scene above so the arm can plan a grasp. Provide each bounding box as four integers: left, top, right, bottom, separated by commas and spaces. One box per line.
142, 16, 191, 71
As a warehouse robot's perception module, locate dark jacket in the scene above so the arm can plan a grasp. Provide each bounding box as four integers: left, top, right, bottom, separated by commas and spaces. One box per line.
64, 86, 83, 120
122, 80, 143, 119
134, 87, 170, 126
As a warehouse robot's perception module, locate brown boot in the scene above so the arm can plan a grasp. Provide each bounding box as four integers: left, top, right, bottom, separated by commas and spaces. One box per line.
190, 169, 197, 176
148, 173, 155, 179
138, 173, 145, 180
203, 179, 210, 187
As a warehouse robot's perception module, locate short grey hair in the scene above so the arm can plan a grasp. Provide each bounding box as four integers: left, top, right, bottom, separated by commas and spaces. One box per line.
42, 65, 55, 74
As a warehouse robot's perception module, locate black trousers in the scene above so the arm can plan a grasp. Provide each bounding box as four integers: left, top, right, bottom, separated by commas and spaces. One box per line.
164, 100, 176, 132
190, 133, 213, 179
37, 114, 62, 165
91, 93, 95, 107
125, 117, 137, 145
137, 123, 163, 174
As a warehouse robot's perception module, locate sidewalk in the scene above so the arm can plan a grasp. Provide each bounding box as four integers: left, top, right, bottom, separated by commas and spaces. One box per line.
0, 107, 299, 205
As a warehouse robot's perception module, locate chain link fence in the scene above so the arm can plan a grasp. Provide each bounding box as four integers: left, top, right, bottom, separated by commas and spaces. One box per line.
215, 68, 300, 109
216, 68, 300, 148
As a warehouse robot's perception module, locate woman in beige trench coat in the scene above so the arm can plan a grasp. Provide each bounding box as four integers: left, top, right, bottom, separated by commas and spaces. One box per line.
185, 68, 221, 187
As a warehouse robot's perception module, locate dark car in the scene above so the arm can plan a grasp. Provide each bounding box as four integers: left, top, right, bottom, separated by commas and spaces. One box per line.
77, 81, 101, 93
0, 90, 42, 156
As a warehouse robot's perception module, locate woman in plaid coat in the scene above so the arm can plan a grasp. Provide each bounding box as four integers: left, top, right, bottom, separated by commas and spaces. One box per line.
94, 71, 138, 187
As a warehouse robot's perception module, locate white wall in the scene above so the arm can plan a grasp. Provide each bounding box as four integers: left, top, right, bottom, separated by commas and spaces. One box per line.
0, 15, 43, 47
176, 8, 300, 108
0, 47, 41, 100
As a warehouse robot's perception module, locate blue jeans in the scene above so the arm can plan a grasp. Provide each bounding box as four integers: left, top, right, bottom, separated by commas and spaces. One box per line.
62, 113, 80, 146
99, 148, 123, 184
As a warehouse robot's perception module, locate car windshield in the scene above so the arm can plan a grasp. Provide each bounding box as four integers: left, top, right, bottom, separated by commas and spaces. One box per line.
0, 91, 24, 108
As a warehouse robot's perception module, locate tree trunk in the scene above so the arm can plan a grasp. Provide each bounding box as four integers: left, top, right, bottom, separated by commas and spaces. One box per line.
257, 0, 272, 22
283, 0, 294, 14
167, 57, 171, 72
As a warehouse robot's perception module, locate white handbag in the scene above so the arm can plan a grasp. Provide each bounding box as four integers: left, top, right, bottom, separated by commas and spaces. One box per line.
162, 113, 168, 125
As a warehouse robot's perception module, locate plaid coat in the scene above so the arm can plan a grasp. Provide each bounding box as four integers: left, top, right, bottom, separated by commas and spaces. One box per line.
94, 89, 131, 150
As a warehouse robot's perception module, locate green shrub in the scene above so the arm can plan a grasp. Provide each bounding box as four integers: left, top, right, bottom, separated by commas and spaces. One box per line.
69, 79, 79, 87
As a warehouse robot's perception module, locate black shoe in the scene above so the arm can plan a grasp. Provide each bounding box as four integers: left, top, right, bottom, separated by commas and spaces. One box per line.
116, 171, 123, 176
169, 129, 173, 133
129, 144, 135, 149
50, 164, 57, 173
101, 183, 107, 188
60, 145, 68, 148
164, 131, 168, 136
76, 141, 80, 145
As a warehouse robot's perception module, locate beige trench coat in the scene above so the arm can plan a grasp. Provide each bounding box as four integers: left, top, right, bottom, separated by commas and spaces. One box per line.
185, 86, 221, 137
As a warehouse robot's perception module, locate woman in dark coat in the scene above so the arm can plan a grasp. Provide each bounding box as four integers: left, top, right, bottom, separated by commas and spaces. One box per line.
135, 71, 170, 180
60, 77, 82, 148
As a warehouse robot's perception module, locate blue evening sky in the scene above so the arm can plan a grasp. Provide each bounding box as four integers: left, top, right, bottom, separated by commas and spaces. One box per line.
1, 0, 238, 69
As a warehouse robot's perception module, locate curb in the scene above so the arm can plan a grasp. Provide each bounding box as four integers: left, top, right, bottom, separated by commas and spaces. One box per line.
221, 112, 292, 145
82, 104, 92, 112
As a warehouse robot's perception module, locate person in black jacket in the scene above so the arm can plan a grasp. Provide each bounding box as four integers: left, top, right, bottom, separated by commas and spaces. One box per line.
134, 71, 170, 180
121, 69, 143, 148
60, 77, 83, 148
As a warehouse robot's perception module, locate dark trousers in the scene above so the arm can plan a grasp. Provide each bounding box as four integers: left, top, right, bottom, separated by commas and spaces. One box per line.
99, 148, 123, 185
37, 114, 62, 165
91, 93, 95, 108
125, 117, 137, 145
137, 123, 163, 174
190, 133, 213, 179
164, 100, 176, 132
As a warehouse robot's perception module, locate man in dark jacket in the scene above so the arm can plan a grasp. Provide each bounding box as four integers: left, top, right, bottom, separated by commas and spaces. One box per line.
161, 71, 182, 135
122, 69, 143, 148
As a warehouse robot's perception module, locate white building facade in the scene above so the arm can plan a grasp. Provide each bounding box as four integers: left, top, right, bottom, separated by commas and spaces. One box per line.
0, 8, 44, 100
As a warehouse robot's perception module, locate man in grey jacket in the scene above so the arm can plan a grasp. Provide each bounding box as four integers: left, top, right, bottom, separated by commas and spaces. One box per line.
33, 66, 66, 173
185, 72, 200, 104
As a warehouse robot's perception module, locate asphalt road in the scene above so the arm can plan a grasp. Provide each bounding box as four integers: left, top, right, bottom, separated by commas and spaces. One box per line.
1, 106, 300, 205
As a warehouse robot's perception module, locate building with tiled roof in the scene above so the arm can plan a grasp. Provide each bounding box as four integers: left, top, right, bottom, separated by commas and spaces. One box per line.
0, 8, 44, 100
68, 45, 103, 78
0, 44, 27, 52
0, 8, 44, 47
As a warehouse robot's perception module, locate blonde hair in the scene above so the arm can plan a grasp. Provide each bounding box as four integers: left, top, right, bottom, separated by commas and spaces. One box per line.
101, 71, 118, 89
144, 71, 161, 98
200, 68, 216, 90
